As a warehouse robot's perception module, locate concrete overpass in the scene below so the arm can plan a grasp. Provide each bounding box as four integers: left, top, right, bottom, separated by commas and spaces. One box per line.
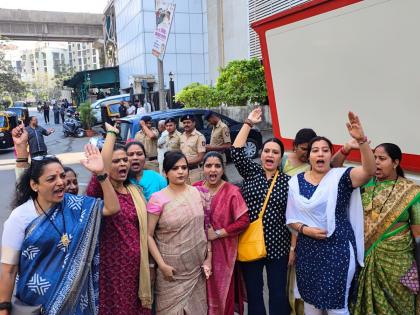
0, 8, 103, 42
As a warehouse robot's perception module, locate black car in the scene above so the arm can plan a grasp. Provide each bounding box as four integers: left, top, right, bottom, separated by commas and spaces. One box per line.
125, 109, 263, 159
91, 109, 263, 159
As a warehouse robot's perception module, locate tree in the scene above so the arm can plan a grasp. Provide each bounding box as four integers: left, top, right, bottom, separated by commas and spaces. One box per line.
216, 58, 267, 106
175, 82, 220, 108
0, 51, 27, 100
53, 65, 76, 91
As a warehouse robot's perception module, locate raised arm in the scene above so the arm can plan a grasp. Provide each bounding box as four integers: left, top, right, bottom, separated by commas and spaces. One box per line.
101, 122, 119, 173
80, 144, 120, 216
233, 107, 262, 148
140, 121, 158, 139
346, 112, 376, 187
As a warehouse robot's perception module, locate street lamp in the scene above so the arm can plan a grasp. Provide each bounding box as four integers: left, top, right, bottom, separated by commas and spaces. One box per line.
169, 71, 175, 108
130, 82, 134, 104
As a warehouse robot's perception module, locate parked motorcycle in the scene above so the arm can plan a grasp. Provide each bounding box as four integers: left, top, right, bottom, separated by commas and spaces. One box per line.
63, 116, 85, 138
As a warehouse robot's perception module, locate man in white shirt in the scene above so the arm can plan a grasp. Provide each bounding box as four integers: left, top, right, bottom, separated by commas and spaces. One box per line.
127, 103, 136, 116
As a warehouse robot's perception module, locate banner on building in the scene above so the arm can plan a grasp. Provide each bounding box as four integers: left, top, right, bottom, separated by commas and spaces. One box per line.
152, 0, 176, 61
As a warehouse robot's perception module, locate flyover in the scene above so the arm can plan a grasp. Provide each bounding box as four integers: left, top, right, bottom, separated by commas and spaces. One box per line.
0, 8, 103, 42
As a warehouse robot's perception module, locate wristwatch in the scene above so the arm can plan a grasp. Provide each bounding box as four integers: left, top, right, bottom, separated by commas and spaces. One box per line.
215, 229, 222, 238
96, 173, 108, 182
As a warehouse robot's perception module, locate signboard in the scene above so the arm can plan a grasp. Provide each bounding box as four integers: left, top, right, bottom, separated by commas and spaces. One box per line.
152, 0, 176, 60
252, 0, 420, 173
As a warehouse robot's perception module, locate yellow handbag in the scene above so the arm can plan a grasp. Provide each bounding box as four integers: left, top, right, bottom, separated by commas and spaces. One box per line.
237, 171, 279, 262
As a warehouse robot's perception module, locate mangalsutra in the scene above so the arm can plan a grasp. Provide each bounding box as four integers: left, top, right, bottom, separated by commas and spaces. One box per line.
370, 177, 399, 218
35, 199, 70, 248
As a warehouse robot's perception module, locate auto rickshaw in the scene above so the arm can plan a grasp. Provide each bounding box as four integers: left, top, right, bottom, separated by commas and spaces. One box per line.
100, 100, 123, 126
0, 111, 19, 150
7, 107, 30, 126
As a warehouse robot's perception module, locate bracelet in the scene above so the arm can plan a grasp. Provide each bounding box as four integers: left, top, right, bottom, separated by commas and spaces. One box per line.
244, 119, 254, 128
299, 224, 307, 234
340, 146, 350, 156
0, 302, 12, 311
358, 136, 368, 145
16, 157, 29, 163
290, 246, 295, 252
106, 130, 118, 136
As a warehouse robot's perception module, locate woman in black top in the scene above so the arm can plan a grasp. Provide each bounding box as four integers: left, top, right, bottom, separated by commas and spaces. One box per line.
231, 107, 294, 314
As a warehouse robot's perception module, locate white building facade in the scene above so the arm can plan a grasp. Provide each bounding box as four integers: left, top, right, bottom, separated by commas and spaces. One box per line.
67, 42, 102, 71
114, 0, 309, 92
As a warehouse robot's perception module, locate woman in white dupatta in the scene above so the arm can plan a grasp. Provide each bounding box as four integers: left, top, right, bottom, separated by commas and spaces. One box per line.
286, 112, 376, 315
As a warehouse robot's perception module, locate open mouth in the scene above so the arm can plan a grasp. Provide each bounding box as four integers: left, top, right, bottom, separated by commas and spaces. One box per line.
208, 174, 218, 181
265, 158, 274, 167
54, 187, 65, 198
118, 169, 128, 177
315, 159, 325, 167
130, 161, 140, 168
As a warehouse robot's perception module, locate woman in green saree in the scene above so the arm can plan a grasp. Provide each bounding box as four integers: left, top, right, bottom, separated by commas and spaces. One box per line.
352, 143, 420, 315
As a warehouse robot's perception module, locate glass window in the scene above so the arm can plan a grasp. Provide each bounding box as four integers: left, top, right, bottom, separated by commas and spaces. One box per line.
0, 116, 7, 128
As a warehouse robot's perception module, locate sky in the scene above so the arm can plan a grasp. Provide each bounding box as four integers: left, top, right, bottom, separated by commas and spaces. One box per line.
0, 0, 108, 13
0, 0, 108, 49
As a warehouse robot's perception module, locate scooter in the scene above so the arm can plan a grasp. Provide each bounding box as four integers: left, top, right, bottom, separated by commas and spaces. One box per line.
63, 115, 85, 138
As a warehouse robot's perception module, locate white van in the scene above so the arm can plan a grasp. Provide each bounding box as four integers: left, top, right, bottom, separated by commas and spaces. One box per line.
91, 94, 130, 124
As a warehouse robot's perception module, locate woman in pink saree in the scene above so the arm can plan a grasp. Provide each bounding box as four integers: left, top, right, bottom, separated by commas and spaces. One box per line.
194, 151, 250, 315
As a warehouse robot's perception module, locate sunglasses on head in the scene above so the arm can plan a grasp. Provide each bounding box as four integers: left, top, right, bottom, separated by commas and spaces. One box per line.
32, 155, 56, 161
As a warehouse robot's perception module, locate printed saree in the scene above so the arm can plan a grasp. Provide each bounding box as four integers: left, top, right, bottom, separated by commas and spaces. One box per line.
16, 194, 102, 315
352, 177, 420, 315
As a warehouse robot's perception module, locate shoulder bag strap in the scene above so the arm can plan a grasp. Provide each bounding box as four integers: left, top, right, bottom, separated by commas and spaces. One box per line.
259, 170, 279, 219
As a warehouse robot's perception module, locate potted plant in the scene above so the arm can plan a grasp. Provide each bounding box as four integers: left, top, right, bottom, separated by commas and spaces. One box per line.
78, 102, 96, 137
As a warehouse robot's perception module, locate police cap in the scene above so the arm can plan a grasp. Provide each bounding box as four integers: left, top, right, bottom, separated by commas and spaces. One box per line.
140, 115, 152, 122
180, 114, 195, 122
165, 117, 176, 124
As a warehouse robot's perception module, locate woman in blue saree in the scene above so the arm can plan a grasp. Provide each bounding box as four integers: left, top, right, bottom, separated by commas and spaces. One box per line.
0, 124, 120, 315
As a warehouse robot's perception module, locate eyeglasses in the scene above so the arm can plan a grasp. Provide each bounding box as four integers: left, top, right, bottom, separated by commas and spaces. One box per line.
32, 155, 56, 161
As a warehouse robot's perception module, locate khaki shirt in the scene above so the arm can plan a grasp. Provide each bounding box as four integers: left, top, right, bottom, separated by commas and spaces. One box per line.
166, 130, 182, 151
180, 129, 206, 161
210, 120, 231, 146
134, 127, 159, 158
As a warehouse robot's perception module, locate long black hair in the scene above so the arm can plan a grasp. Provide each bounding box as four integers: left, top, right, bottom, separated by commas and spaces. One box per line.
203, 151, 228, 181
125, 141, 147, 159
12, 157, 63, 209
306, 136, 334, 159
375, 143, 405, 178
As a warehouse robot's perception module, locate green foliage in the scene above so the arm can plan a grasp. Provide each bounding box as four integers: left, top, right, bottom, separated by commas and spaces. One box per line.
175, 82, 220, 108
53, 65, 76, 90
216, 58, 267, 106
0, 51, 27, 99
77, 102, 95, 130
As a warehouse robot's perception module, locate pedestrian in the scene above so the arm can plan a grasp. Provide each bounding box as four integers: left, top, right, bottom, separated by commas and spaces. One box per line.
180, 114, 206, 183
164, 118, 181, 151
60, 103, 66, 123
230, 107, 292, 315
286, 112, 376, 315
118, 101, 127, 118
144, 99, 152, 113
43, 102, 50, 124
134, 116, 159, 171
136, 101, 146, 115
26, 116, 54, 157
157, 120, 168, 175
86, 125, 152, 315
53, 103, 60, 124
127, 102, 137, 116
126, 141, 167, 202
204, 111, 232, 162
351, 143, 420, 315
147, 151, 212, 315
0, 135, 120, 314
193, 151, 250, 315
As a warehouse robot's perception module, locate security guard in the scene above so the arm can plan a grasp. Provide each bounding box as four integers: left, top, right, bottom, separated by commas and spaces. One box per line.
164, 117, 182, 151
204, 111, 232, 162
134, 115, 159, 171
180, 114, 206, 183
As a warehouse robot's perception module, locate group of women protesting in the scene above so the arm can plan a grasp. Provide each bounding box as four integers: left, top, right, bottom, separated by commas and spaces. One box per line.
0, 107, 419, 315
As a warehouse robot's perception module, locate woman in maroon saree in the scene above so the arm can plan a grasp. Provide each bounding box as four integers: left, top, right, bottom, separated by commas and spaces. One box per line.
194, 151, 250, 315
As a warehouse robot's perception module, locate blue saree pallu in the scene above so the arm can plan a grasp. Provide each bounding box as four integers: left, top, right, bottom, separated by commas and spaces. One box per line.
16, 194, 102, 315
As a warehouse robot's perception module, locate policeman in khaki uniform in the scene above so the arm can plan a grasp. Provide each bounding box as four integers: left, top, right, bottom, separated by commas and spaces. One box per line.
134, 115, 160, 172
164, 117, 181, 151
179, 114, 206, 183
204, 111, 232, 161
